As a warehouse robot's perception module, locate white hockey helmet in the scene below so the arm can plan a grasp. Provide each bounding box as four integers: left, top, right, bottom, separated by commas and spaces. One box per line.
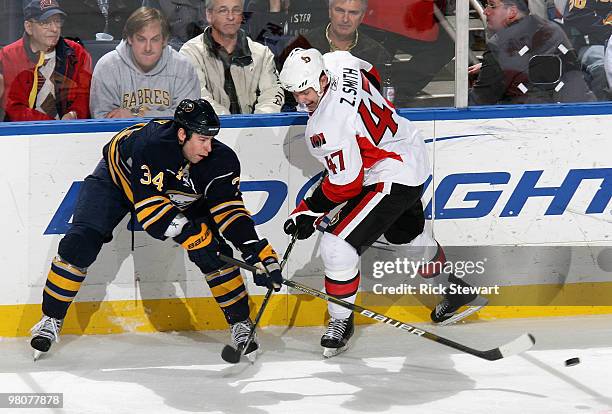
279, 48, 328, 95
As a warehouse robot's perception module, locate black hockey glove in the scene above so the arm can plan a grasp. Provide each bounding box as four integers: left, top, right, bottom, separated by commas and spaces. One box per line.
284, 200, 322, 240
242, 239, 283, 291
173, 220, 214, 251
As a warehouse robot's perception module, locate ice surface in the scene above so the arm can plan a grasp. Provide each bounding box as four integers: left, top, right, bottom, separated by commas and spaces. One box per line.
1, 315, 611, 413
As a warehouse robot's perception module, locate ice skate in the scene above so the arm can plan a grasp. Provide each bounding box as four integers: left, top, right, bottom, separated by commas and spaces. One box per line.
30, 315, 63, 361
230, 319, 259, 362
431, 291, 488, 326
321, 313, 354, 358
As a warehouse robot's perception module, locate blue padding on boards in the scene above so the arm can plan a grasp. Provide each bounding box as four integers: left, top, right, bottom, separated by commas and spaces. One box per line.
1, 102, 611, 136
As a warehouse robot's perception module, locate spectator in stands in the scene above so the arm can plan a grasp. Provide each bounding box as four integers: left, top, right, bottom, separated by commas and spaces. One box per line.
0, 0, 92, 121
142, 0, 207, 50
605, 36, 612, 94
60, 0, 142, 41
563, 0, 611, 100
468, 0, 595, 105
1, 1, 25, 47
358, 0, 455, 102
246, 0, 328, 58
0, 73, 4, 121
90, 7, 200, 118
180, 0, 284, 114
287, 0, 391, 74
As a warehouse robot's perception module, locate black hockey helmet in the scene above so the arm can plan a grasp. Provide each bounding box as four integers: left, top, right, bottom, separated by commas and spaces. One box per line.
174, 99, 220, 136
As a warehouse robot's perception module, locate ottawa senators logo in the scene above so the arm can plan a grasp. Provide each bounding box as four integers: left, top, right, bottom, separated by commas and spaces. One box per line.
40, 0, 59, 10
309, 133, 326, 148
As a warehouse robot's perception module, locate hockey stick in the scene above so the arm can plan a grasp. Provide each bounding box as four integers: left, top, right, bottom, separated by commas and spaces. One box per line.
218, 255, 536, 361
221, 233, 299, 363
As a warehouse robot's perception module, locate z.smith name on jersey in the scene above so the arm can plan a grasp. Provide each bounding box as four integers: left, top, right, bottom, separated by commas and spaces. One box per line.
339, 67, 359, 107
304, 51, 430, 205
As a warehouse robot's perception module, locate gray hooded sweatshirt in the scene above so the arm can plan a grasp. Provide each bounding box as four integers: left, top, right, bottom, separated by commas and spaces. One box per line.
90, 40, 200, 118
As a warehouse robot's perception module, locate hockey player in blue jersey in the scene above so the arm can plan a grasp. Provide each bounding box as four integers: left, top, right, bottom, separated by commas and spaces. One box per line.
30, 99, 283, 360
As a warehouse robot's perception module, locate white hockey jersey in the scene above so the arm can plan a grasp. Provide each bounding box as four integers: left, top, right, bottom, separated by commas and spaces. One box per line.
305, 51, 430, 205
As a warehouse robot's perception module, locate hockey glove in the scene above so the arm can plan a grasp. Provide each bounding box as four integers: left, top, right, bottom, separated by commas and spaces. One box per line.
173, 220, 214, 251
284, 200, 321, 240
242, 239, 283, 291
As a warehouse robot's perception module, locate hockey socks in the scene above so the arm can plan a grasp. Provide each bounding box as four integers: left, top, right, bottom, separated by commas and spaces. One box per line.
205, 265, 250, 324
42, 257, 86, 320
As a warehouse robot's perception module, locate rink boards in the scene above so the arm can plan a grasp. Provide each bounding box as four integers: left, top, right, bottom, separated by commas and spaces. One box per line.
0, 105, 611, 336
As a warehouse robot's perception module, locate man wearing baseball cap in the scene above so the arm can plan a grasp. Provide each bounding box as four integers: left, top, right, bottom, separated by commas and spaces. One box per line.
0, 0, 92, 121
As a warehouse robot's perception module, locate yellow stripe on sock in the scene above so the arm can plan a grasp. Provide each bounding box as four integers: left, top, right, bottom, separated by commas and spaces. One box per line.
216, 290, 248, 308
47, 270, 83, 292
209, 275, 245, 297
43, 286, 73, 302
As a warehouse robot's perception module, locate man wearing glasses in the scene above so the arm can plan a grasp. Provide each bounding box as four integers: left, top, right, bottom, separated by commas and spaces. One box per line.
180, 0, 284, 114
0, 0, 92, 121
468, 0, 594, 105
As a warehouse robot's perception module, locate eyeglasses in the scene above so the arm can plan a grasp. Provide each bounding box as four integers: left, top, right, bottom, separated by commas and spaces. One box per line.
213, 7, 243, 17
484, 2, 508, 9
32, 16, 65, 29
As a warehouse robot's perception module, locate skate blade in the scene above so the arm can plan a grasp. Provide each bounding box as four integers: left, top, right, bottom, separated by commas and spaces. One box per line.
323, 344, 349, 358
33, 349, 44, 361
244, 348, 260, 363
438, 297, 489, 326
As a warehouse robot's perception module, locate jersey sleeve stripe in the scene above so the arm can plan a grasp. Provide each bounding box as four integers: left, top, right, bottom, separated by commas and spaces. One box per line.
135, 196, 169, 210
213, 207, 250, 224
210, 200, 245, 214
141, 204, 175, 230
136, 200, 171, 223
107, 136, 134, 203
218, 212, 251, 233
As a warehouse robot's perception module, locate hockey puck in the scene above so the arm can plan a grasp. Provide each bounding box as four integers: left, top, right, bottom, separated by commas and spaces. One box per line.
564, 357, 580, 366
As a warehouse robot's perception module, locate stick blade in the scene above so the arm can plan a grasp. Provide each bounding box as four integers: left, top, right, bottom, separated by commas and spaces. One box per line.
481, 333, 536, 361
221, 345, 242, 364
499, 333, 535, 357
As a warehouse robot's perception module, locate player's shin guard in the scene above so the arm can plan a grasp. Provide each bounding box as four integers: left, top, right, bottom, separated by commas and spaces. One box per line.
204, 265, 250, 325
325, 269, 360, 318
206, 265, 257, 359
42, 257, 87, 320
321, 268, 359, 357
320, 233, 359, 356
32, 256, 85, 359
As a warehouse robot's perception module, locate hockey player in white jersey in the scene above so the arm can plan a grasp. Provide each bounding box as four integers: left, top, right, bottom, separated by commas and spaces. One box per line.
279, 48, 488, 357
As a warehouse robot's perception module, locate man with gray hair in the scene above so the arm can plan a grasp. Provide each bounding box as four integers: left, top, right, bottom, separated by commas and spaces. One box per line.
180, 0, 284, 114
290, 0, 391, 75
